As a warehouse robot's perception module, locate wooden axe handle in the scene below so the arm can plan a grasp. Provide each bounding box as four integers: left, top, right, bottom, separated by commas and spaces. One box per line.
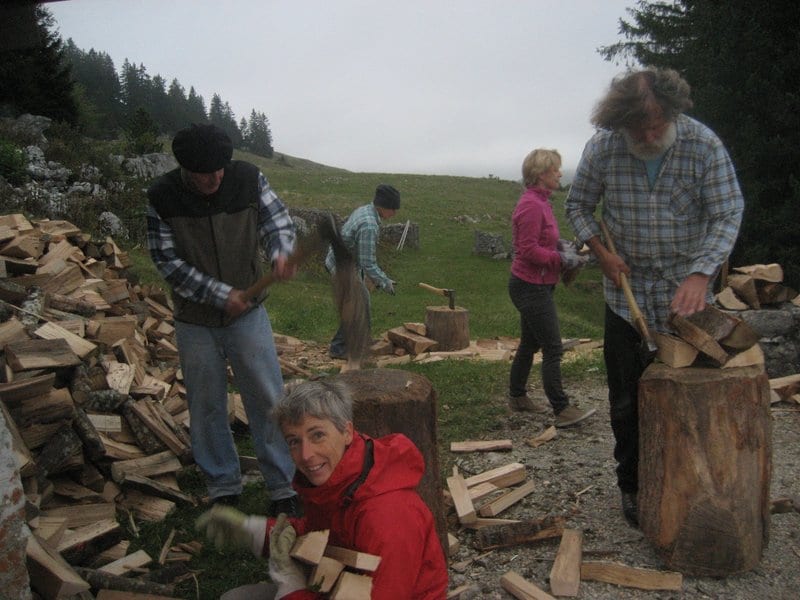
418, 282, 447, 296
599, 221, 657, 350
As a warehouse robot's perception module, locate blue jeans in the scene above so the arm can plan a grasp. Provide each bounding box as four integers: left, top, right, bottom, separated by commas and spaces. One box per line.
508, 275, 569, 413
175, 306, 295, 500
604, 304, 647, 494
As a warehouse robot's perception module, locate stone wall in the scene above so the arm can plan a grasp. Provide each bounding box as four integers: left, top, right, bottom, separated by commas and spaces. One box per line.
735, 302, 800, 378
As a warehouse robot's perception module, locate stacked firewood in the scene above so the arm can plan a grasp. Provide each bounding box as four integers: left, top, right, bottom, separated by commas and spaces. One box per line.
0, 213, 215, 597
654, 263, 798, 370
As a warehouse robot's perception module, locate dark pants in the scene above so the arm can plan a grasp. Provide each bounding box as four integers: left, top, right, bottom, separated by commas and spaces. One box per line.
508, 275, 568, 413
604, 304, 647, 493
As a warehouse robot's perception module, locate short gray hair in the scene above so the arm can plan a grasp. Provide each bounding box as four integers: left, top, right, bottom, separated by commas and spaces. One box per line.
274, 380, 353, 433
591, 68, 693, 130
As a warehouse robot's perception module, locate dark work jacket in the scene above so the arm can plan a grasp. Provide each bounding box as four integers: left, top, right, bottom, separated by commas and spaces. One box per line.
147, 161, 267, 327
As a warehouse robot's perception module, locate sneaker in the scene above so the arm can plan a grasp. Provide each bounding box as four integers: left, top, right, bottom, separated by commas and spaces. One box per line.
267, 495, 301, 518
554, 404, 596, 427
508, 394, 549, 413
621, 491, 639, 527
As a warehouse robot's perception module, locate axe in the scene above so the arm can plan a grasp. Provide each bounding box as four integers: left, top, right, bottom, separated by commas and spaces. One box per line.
599, 220, 658, 364
242, 215, 343, 303
419, 282, 456, 309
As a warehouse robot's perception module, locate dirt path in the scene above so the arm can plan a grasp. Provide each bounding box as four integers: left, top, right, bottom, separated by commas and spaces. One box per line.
445, 378, 800, 599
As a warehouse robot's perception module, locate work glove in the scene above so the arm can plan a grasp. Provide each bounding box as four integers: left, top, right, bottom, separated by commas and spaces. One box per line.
384, 280, 396, 295
557, 245, 589, 272
269, 513, 306, 598
195, 505, 267, 557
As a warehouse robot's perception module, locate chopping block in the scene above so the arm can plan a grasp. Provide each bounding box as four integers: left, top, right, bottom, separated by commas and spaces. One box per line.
637, 363, 771, 576
418, 282, 470, 351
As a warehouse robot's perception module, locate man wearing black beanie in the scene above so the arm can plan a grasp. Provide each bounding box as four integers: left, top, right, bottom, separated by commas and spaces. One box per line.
325, 183, 401, 360
146, 124, 299, 516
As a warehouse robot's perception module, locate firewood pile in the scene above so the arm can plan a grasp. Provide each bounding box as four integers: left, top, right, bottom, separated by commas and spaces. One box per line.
651, 263, 797, 370
0, 213, 224, 597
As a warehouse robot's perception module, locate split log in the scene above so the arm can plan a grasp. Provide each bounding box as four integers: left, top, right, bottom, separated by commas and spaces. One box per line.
120, 474, 197, 507
330, 571, 372, 600
110, 450, 182, 483
309, 556, 345, 594
74, 568, 174, 597
500, 571, 556, 600
580, 561, 682, 591
727, 274, 760, 309
323, 545, 381, 572
386, 326, 438, 355
57, 519, 123, 565
550, 529, 582, 596
289, 529, 329, 565
475, 515, 565, 551
478, 480, 536, 517
450, 439, 512, 452
35, 423, 84, 478
72, 406, 107, 462
667, 313, 728, 366
732, 263, 783, 282
715, 287, 748, 310
424, 305, 470, 351
333, 368, 447, 557
27, 534, 91, 599
464, 462, 526, 489
447, 468, 476, 525
654, 333, 698, 368
638, 363, 771, 576
4, 337, 82, 371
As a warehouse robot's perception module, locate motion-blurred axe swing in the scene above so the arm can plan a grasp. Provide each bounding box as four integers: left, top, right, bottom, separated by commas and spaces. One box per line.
241, 214, 370, 371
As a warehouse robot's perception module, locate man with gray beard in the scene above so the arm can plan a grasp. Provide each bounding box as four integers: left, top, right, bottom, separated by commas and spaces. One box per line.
565, 68, 744, 527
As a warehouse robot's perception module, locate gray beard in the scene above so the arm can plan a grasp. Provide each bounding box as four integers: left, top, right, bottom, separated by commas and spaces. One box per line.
623, 122, 677, 161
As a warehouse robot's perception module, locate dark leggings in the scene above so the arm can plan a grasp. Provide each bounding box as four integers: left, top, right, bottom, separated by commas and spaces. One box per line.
508, 275, 568, 413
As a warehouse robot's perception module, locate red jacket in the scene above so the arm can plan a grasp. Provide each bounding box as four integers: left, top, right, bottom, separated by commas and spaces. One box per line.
278, 432, 448, 599
510, 186, 561, 285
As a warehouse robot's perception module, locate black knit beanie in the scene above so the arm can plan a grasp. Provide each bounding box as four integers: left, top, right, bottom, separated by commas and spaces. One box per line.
373, 184, 401, 209
172, 124, 233, 173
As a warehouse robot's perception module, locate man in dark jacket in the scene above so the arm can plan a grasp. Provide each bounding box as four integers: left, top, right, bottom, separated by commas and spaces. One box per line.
146, 124, 298, 514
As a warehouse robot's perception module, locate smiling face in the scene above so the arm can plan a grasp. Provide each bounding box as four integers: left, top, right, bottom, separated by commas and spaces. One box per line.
282, 415, 354, 486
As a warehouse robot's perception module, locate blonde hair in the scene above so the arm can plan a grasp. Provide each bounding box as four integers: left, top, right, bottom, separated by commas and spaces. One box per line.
521, 148, 561, 188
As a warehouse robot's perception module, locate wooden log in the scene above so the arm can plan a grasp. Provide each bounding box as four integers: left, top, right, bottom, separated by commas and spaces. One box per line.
580, 561, 682, 591
668, 313, 729, 366
450, 439, 512, 452
333, 368, 447, 557
732, 263, 783, 282
289, 529, 329, 565
40, 503, 117, 529
464, 462, 526, 489
758, 282, 797, 305
120, 474, 197, 507
4, 337, 82, 371
475, 515, 565, 551
424, 305, 470, 351
638, 363, 771, 576
447, 469, 477, 525
27, 534, 91, 599
57, 519, 123, 566
330, 571, 372, 600
654, 333, 698, 368
500, 571, 556, 600
386, 325, 438, 355
98, 549, 152, 576
727, 274, 760, 309
310, 556, 345, 593
9, 387, 74, 428
323, 545, 381, 572
715, 286, 748, 310
478, 480, 536, 517
120, 489, 176, 522
74, 568, 174, 597
550, 529, 582, 596
35, 423, 84, 477
111, 450, 182, 483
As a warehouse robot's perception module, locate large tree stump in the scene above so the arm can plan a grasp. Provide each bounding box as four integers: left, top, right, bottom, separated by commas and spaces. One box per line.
424, 306, 470, 351
333, 368, 447, 556
638, 363, 771, 576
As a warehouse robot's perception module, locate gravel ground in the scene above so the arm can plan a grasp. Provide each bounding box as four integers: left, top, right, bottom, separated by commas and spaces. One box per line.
445, 379, 800, 599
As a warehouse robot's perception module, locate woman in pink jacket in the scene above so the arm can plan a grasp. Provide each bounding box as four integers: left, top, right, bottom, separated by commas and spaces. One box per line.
197, 379, 448, 599
508, 148, 595, 428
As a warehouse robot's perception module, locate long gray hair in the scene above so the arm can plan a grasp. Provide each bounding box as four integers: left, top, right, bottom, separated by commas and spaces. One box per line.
274, 380, 354, 433
591, 68, 693, 130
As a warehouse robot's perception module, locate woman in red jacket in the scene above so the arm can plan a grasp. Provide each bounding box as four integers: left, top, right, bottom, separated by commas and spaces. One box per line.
197, 379, 448, 599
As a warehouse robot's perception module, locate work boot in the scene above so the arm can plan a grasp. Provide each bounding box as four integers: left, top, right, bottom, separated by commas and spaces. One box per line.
267, 495, 301, 518
554, 404, 596, 428
621, 491, 639, 527
508, 394, 549, 413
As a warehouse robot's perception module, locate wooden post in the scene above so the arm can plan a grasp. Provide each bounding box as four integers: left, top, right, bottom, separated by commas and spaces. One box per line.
333, 368, 447, 557
424, 305, 470, 351
638, 363, 771, 576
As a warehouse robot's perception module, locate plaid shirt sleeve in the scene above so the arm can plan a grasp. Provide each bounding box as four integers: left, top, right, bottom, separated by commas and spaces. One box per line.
355, 217, 391, 289
146, 204, 232, 309
256, 172, 296, 261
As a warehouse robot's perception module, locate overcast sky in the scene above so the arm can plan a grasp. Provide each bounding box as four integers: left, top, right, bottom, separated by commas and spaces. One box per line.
48, 0, 636, 181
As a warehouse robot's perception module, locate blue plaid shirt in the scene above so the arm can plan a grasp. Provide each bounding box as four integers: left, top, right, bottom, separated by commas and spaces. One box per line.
566, 115, 744, 331
146, 171, 295, 309
325, 203, 392, 290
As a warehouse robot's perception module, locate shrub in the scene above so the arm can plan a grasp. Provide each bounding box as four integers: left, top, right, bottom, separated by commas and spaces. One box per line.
0, 138, 28, 185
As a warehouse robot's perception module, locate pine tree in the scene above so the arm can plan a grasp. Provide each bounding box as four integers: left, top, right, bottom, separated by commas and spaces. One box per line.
600, 0, 800, 287
0, 3, 77, 123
